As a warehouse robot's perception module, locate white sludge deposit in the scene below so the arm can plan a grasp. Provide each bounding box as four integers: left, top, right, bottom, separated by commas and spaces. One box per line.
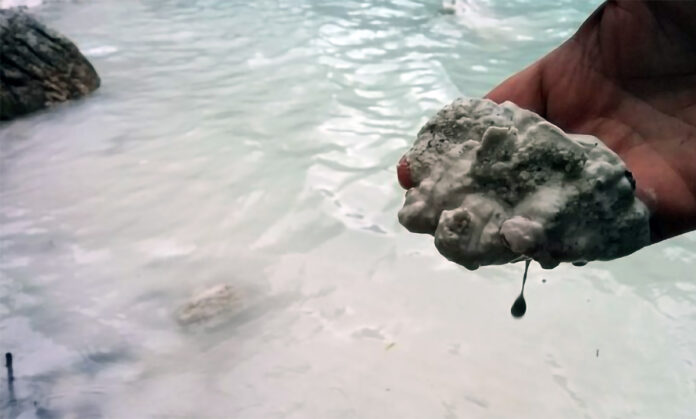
397, 98, 650, 270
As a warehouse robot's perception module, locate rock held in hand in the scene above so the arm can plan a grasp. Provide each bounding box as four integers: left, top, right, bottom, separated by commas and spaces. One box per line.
397, 98, 650, 269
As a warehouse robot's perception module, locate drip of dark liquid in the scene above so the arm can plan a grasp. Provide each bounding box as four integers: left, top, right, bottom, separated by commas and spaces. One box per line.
511, 259, 531, 318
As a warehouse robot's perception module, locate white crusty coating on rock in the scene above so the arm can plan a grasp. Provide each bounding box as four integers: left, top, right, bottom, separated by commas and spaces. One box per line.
398, 98, 650, 269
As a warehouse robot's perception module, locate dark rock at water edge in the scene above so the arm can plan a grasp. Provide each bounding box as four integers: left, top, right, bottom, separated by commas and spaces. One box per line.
0, 8, 100, 121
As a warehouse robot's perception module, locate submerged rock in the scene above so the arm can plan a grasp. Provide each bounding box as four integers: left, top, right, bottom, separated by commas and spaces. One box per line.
0, 8, 100, 121
397, 98, 650, 269
177, 284, 240, 327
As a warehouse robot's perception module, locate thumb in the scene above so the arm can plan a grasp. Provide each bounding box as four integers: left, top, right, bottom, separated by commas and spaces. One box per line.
484, 61, 547, 118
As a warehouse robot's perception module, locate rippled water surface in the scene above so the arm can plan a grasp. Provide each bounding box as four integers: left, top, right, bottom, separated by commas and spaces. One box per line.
2, 0, 696, 417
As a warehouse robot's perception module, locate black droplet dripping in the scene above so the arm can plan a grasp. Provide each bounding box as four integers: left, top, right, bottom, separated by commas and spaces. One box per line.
511, 259, 531, 318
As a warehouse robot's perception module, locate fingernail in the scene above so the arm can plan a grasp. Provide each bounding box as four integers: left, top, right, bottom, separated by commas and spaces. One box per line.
397, 156, 413, 189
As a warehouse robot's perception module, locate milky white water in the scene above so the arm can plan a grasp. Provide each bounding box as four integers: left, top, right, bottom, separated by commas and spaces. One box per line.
1, 0, 696, 417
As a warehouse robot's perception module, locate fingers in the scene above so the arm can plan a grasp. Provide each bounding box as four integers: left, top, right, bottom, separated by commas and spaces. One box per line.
483, 1, 609, 117
484, 61, 547, 117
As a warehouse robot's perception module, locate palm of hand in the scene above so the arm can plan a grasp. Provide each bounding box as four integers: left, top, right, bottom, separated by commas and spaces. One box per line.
486, 1, 696, 241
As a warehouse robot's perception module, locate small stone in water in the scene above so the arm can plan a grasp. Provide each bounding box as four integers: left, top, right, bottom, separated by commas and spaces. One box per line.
177, 284, 240, 326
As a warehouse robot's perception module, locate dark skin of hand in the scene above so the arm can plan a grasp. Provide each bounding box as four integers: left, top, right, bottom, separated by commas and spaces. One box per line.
485, 0, 696, 242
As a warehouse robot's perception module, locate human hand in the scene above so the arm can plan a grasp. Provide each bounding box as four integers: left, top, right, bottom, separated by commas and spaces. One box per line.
485, 0, 696, 242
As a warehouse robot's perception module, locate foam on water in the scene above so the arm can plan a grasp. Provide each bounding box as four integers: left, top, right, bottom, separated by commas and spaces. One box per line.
2, 0, 696, 417
0, 0, 42, 9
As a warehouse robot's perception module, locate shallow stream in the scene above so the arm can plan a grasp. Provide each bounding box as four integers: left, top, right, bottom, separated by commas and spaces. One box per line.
2, 0, 696, 417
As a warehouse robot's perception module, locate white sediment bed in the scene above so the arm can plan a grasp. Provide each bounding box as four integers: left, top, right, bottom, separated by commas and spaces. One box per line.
398, 98, 650, 270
